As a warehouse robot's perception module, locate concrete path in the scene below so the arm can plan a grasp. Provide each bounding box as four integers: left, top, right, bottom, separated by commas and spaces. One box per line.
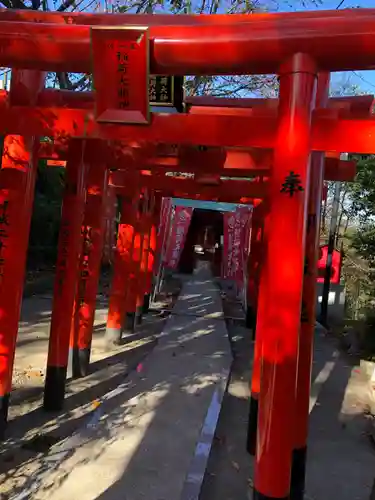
306, 329, 375, 500
2, 263, 231, 500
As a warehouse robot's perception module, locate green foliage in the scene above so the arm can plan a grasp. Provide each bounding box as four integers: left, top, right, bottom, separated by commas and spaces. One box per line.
27, 160, 65, 269
348, 155, 375, 222
340, 156, 375, 322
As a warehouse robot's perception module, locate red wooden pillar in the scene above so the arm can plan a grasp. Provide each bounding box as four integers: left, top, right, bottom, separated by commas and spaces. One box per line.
253, 54, 317, 500
132, 191, 148, 326
0, 136, 40, 437
102, 185, 117, 266
142, 191, 157, 314
0, 69, 45, 437
122, 229, 138, 334
246, 201, 267, 455
69, 148, 108, 378
245, 200, 266, 334
151, 193, 164, 299
44, 140, 87, 411
138, 214, 151, 319
105, 194, 137, 346
124, 203, 144, 328
135, 224, 147, 325
246, 201, 268, 456
290, 73, 330, 500
143, 199, 159, 313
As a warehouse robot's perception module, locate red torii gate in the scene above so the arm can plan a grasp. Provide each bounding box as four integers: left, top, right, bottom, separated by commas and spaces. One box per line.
0, 9, 375, 74
0, 10, 373, 500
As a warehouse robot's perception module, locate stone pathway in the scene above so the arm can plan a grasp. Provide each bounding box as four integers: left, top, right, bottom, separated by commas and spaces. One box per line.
1, 263, 232, 500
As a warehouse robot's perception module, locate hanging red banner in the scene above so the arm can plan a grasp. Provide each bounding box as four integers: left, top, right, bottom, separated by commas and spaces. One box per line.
91, 26, 150, 124
164, 206, 193, 269
154, 197, 171, 273
223, 211, 239, 281
222, 206, 252, 285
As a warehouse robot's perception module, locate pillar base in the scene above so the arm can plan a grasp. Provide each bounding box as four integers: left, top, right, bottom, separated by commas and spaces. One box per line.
136, 306, 143, 326
246, 395, 258, 455
123, 312, 136, 334
69, 347, 91, 378
290, 446, 307, 500
104, 326, 122, 349
43, 366, 67, 412
253, 489, 288, 499
0, 393, 10, 440
142, 293, 150, 314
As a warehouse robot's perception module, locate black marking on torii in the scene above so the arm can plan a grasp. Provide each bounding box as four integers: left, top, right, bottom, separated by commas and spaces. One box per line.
280, 171, 304, 197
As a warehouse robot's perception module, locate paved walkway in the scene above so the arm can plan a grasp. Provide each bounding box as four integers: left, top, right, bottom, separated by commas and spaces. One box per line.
199, 319, 375, 500
4, 269, 374, 499
2, 263, 231, 500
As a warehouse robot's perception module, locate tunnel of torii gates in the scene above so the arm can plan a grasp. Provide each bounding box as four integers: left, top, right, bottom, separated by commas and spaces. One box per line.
0, 7, 375, 500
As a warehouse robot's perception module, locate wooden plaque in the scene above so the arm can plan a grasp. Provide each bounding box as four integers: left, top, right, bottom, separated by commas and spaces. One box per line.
149, 75, 184, 111
91, 26, 150, 125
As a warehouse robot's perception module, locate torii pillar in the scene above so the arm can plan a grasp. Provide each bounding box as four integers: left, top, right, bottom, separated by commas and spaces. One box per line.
0, 69, 45, 437
253, 53, 317, 500
69, 144, 108, 378
105, 193, 139, 347
290, 73, 330, 500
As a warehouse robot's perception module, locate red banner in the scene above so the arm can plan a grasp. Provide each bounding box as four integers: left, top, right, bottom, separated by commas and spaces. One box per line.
237, 206, 253, 257
222, 206, 252, 285
164, 206, 193, 269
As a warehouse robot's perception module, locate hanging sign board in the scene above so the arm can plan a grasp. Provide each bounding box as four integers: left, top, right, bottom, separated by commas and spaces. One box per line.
149, 75, 184, 111
91, 26, 150, 125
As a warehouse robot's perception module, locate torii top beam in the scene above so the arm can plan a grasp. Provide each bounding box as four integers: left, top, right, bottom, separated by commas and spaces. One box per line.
34, 90, 374, 116
1, 10, 375, 74
0, 8, 361, 26
1, 102, 374, 153
111, 176, 262, 202
0, 85, 373, 155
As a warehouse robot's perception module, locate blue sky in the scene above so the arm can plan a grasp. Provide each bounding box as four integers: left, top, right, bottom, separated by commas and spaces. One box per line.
275, 0, 375, 94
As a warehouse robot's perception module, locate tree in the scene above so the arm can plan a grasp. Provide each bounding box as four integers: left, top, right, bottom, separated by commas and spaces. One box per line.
335, 155, 375, 318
